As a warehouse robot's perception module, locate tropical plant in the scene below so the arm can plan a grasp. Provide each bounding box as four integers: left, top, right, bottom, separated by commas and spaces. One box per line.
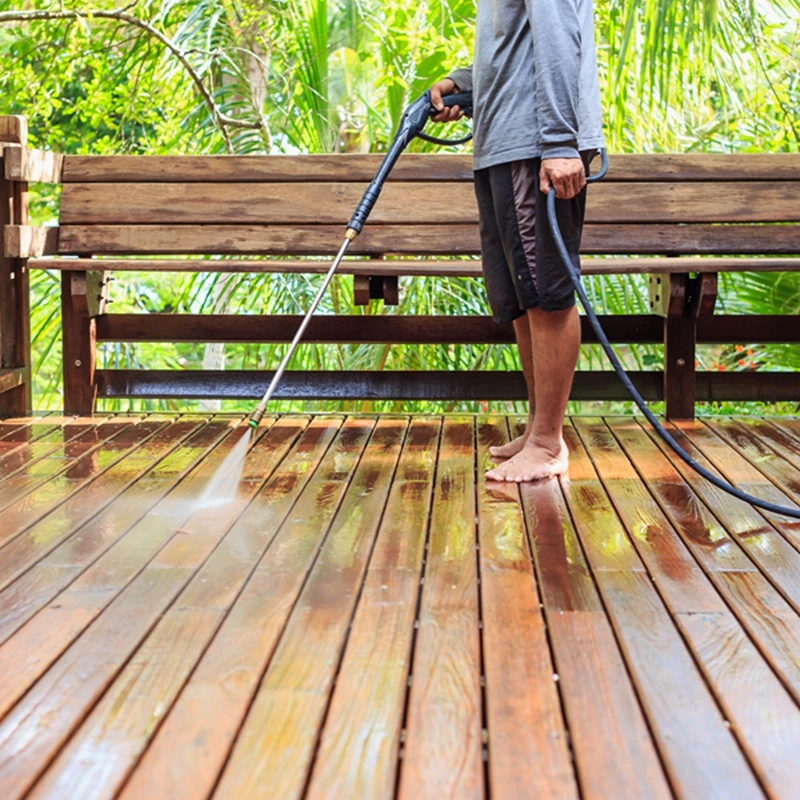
1, 0, 797, 412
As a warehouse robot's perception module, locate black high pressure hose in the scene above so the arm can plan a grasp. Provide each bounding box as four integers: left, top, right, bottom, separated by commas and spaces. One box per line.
548, 150, 800, 520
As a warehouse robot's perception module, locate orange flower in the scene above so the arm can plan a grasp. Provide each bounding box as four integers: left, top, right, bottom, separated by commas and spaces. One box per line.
738, 359, 746, 367
718, 364, 726, 371
747, 348, 754, 356
735, 344, 744, 352
749, 361, 757, 369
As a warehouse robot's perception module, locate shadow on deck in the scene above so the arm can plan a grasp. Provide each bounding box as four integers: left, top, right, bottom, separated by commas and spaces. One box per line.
1, 412, 800, 799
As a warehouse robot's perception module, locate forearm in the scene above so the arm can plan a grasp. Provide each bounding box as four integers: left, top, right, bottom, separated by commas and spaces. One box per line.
527, 0, 582, 159
446, 64, 474, 93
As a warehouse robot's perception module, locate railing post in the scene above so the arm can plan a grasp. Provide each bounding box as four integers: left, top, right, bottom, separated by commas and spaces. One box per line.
0, 116, 31, 417
62, 270, 108, 415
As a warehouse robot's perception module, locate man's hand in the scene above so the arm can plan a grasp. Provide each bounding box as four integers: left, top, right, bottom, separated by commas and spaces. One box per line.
430, 78, 465, 123
540, 158, 586, 200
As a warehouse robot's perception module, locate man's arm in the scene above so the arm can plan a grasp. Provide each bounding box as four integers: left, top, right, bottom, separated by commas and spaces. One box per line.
447, 64, 473, 93
526, 0, 582, 160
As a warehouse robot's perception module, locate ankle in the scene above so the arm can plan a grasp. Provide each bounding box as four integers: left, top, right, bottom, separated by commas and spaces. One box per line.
528, 431, 563, 454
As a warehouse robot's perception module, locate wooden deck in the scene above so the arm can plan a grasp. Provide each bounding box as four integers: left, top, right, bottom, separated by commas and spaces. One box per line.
1, 413, 800, 799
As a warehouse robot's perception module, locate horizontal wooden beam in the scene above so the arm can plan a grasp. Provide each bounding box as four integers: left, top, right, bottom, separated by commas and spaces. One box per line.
60, 181, 800, 225
3, 145, 63, 183
93, 313, 800, 345
54, 223, 800, 256
96, 369, 665, 402
0, 367, 25, 395
4, 225, 59, 258
29, 256, 800, 276
95, 314, 665, 344
95, 368, 800, 403
61, 153, 800, 183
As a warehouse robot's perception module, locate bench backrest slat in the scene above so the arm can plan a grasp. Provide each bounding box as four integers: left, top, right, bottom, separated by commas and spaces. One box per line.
55, 223, 800, 256
59, 180, 800, 226
60, 153, 800, 183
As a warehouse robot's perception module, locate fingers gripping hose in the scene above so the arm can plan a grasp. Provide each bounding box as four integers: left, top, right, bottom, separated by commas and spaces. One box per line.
548, 150, 800, 519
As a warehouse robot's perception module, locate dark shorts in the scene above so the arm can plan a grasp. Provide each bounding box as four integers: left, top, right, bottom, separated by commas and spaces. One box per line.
474, 151, 594, 323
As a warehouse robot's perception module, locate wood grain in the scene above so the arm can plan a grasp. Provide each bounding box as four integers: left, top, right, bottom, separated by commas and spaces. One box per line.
53, 222, 800, 256
565, 422, 762, 798
119, 417, 371, 800
398, 417, 484, 800
60, 152, 800, 183
0, 418, 232, 645
506, 420, 671, 800
60, 180, 800, 225
305, 417, 440, 800
0, 416, 157, 548
476, 417, 578, 800
0, 420, 293, 799
3, 146, 63, 183
31, 255, 800, 275
28, 417, 312, 800
676, 610, 800, 797
213, 418, 407, 800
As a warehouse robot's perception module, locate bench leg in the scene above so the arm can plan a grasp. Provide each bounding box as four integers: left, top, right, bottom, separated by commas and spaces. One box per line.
62, 270, 108, 415
652, 272, 718, 421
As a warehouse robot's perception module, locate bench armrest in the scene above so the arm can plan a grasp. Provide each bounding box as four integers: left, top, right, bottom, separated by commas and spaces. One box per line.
4, 225, 59, 258
3, 145, 63, 183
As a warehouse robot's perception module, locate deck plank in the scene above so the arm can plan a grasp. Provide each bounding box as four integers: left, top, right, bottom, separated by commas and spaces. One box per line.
0, 417, 234, 644
632, 419, 800, 702
0, 418, 63, 464
119, 416, 371, 800
0, 416, 166, 545
567, 421, 763, 799
121, 418, 374, 799
398, 417, 484, 800
0, 422, 296, 799
213, 417, 406, 800
607, 418, 800, 795
0, 419, 97, 489
703, 418, 800, 509
306, 417, 441, 800
500, 420, 670, 800
0, 413, 797, 797
669, 420, 800, 558
27, 416, 315, 800
0, 417, 212, 593
476, 417, 578, 800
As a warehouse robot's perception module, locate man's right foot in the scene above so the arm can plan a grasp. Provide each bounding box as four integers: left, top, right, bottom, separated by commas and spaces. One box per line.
489, 422, 533, 459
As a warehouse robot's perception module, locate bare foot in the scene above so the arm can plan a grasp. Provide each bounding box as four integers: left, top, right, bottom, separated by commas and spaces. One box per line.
486, 438, 569, 483
489, 423, 533, 460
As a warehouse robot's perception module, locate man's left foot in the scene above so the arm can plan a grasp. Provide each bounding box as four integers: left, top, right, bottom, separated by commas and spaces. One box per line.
485, 438, 569, 483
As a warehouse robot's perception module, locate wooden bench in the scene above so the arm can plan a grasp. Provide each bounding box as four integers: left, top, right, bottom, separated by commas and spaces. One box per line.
2, 114, 799, 419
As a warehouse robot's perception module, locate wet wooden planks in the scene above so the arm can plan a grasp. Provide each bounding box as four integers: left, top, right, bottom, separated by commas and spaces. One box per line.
0, 414, 800, 798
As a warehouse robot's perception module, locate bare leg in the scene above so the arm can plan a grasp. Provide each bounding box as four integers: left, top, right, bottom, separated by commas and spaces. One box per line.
486, 305, 579, 482
489, 315, 535, 459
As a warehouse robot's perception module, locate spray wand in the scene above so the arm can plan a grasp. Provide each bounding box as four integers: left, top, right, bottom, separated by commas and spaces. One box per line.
247, 90, 474, 429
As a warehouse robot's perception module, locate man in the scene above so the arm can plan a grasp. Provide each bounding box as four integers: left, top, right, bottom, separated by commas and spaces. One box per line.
431, 0, 604, 483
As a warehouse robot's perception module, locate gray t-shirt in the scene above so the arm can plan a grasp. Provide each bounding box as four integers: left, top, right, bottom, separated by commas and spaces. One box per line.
448, 0, 605, 170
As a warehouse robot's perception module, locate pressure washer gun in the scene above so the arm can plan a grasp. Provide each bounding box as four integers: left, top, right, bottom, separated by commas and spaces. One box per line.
248, 90, 474, 429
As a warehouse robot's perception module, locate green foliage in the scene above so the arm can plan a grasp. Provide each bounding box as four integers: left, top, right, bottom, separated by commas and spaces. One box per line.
0, 0, 797, 412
